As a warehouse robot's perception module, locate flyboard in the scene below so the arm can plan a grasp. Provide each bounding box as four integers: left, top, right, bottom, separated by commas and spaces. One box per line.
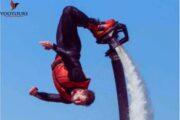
97, 22, 129, 120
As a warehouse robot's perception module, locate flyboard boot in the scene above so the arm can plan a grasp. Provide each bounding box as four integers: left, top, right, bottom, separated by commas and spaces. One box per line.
88, 19, 128, 46
88, 19, 116, 41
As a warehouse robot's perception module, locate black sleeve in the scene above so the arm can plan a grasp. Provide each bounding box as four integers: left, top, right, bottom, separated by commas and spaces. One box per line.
35, 92, 71, 104
53, 44, 74, 56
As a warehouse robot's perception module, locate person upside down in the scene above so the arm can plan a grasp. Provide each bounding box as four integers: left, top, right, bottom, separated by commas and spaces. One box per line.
29, 6, 128, 106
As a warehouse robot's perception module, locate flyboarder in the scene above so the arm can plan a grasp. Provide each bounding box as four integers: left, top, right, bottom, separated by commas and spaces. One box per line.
29, 6, 128, 106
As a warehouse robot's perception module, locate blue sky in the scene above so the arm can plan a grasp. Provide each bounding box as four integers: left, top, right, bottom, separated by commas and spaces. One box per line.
1, 0, 179, 120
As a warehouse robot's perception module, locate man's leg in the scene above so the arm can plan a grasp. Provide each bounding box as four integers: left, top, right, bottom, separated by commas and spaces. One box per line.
58, 6, 117, 39
56, 5, 117, 47
56, 6, 97, 46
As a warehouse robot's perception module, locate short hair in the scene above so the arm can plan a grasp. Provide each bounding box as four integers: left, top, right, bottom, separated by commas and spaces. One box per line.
84, 90, 95, 106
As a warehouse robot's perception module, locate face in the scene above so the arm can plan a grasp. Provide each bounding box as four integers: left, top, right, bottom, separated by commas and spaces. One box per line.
71, 89, 88, 105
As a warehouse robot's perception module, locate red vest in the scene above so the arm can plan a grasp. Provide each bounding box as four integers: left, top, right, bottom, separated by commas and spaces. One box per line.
52, 56, 90, 102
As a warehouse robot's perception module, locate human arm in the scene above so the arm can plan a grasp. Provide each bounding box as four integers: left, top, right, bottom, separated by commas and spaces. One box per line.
39, 41, 78, 58
29, 86, 72, 103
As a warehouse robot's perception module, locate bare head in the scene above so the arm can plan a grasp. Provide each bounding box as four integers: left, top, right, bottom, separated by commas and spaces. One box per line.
71, 89, 95, 106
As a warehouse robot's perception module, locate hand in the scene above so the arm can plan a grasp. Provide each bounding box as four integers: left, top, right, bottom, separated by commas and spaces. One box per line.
29, 86, 38, 96
40, 41, 53, 50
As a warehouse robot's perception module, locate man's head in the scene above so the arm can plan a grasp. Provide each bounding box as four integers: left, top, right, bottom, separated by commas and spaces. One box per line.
71, 89, 95, 106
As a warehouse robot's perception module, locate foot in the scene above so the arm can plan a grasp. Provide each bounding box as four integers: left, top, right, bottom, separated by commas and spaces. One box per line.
29, 87, 38, 96
88, 19, 116, 39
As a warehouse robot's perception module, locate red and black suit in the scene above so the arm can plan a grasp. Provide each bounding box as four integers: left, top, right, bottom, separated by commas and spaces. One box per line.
35, 6, 98, 103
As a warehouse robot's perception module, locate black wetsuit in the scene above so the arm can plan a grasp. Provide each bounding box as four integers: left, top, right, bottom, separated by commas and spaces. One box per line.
34, 6, 97, 103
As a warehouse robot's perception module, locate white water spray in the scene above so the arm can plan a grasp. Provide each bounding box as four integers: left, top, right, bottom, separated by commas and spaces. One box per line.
115, 46, 153, 120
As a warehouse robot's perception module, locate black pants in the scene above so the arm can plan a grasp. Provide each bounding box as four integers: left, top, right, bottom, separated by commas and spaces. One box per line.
56, 6, 96, 47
